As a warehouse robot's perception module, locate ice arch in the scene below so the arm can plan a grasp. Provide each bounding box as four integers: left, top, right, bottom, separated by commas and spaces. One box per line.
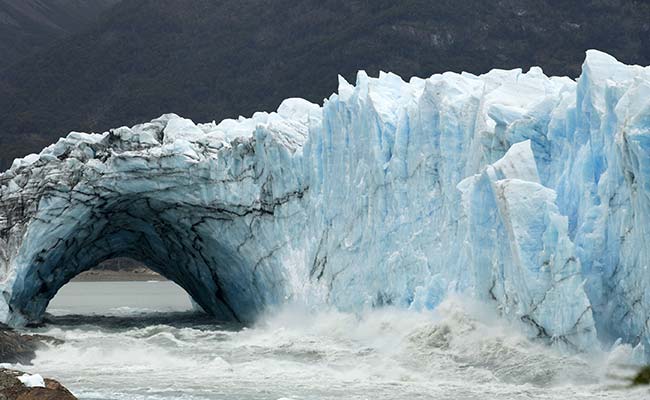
1, 51, 650, 358
0, 110, 312, 325
12, 193, 258, 322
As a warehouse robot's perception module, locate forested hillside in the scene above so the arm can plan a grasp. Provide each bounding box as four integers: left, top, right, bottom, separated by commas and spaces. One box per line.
0, 0, 120, 69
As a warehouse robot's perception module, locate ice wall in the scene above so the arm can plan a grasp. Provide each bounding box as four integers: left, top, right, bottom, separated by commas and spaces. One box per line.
0, 51, 648, 355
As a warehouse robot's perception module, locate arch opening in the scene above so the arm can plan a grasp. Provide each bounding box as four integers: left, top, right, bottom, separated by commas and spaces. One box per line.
7, 195, 270, 325
47, 257, 195, 317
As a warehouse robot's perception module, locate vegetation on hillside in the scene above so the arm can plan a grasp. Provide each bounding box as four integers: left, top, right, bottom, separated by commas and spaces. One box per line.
0, 0, 119, 70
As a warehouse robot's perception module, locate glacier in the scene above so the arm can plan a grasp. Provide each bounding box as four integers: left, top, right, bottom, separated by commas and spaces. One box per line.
0, 50, 649, 356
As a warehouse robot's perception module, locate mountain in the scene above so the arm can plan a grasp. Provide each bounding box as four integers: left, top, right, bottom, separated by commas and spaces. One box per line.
1, 0, 650, 169
0, 0, 120, 70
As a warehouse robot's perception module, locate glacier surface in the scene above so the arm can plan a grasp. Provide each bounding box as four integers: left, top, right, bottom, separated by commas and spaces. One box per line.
0, 50, 649, 356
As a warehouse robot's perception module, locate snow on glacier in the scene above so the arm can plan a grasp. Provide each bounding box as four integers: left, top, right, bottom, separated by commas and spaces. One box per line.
0, 50, 649, 356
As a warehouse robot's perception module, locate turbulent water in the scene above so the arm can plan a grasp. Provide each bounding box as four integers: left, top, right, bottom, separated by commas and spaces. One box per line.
3, 282, 648, 400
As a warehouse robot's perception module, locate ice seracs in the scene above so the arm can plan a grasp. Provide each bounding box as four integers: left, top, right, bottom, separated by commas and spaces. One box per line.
0, 50, 649, 357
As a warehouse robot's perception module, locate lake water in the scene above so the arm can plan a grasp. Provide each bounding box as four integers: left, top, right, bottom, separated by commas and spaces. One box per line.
6, 281, 649, 399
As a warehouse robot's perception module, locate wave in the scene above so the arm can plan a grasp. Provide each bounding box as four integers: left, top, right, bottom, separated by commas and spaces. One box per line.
10, 296, 650, 399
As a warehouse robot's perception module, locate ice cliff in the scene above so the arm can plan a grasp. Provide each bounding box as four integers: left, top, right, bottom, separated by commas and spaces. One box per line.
0, 51, 649, 355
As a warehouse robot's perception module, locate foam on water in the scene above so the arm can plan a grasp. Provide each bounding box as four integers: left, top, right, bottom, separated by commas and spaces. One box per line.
7, 294, 649, 400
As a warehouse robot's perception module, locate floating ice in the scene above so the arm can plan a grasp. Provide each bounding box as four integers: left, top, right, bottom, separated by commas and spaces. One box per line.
0, 50, 649, 357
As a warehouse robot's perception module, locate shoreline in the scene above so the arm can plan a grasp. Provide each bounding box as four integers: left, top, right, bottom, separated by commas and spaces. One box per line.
72, 269, 167, 282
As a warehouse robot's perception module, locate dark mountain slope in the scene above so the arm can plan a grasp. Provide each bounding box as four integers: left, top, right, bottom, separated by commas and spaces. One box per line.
0, 0, 120, 70
1, 0, 649, 169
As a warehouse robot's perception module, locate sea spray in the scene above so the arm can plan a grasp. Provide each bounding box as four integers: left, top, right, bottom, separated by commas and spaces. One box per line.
8, 285, 647, 400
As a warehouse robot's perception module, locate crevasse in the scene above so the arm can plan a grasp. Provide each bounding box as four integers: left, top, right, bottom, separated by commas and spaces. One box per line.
0, 50, 648, 356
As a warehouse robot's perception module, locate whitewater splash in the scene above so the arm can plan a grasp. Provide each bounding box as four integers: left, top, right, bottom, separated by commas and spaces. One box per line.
1, 50, 650, 359
9, 293, 649, 400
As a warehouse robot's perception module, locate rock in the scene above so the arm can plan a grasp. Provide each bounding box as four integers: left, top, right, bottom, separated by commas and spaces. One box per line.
0, 324, 62, 364
632, 366, 650, 386
0, 369, 76, 400
15, 386, 76, 400
0, 369, 22, 391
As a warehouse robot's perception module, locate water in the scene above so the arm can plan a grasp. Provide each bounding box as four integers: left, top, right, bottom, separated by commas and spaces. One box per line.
6, 282, 649, 399
47, 281, 194, 315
